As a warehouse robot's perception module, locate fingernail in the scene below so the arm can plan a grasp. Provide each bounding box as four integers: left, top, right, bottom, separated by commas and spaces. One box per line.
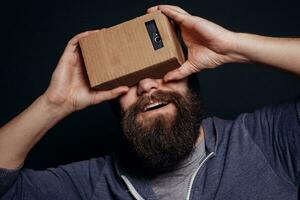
148, 6, 158, 11
121, 86, 129, 91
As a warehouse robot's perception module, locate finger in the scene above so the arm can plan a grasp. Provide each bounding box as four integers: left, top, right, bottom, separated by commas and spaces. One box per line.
157, 5, 190, 15
161, 8, 204, 37
163, 61, 198, 82
147, 5, 159, 13
148, 5, 189, 15
156, 6, 192, 26
58, 30, 100, 66
65, 30, 99, 53
92, 86, 129, 105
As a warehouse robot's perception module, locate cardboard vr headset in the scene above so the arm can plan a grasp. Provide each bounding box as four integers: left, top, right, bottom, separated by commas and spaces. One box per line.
79, 11, 185, 90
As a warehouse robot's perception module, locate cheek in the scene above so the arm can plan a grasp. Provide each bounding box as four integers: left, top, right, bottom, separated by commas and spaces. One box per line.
119, 89, 138, 111
164, 80, 189, 96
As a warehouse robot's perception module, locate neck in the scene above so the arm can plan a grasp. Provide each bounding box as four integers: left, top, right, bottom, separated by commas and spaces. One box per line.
194, 126, 204, 146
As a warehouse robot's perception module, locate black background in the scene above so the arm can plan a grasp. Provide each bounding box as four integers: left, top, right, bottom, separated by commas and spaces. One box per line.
0, 0, 300, 169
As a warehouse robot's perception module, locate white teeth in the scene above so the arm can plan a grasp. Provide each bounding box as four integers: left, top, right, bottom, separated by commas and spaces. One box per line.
144, 101, 167, 112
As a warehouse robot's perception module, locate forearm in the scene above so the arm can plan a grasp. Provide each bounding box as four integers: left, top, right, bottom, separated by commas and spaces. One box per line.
0, 95, 68, 169
234, 33, 300, 74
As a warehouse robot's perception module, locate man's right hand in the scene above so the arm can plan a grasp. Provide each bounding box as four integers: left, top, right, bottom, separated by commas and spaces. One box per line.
0, 31, 129, 169
44, 31, 129, 115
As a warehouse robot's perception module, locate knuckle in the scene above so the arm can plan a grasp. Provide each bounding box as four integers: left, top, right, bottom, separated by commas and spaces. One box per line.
109, 90, 115, 97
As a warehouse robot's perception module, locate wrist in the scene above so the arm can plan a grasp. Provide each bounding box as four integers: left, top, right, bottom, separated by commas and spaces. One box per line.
39, 93, 72, 120
228, 32, 258, 64
223, 32, 252, 64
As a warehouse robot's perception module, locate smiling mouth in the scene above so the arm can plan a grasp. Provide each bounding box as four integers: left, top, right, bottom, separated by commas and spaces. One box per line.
141, 101, 169, 112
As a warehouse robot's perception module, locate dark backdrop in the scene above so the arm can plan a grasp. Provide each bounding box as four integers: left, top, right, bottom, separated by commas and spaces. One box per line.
0, 0, 300, 169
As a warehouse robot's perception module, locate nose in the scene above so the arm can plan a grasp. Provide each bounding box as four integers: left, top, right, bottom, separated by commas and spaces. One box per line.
137, 78, 159, 96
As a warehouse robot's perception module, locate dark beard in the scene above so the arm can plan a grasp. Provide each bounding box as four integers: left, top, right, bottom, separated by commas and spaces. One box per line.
120, 90, 203, 175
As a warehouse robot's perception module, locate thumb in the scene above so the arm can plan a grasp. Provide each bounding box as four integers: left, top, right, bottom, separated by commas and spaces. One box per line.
163, 60, 199, 82
91, 86, 129, 105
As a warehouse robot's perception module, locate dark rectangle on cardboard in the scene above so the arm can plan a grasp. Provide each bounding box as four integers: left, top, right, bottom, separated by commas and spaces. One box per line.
145, 20, 164, 50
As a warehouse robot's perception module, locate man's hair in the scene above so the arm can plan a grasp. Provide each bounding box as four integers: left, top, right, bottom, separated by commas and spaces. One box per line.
109, 74, 202, 120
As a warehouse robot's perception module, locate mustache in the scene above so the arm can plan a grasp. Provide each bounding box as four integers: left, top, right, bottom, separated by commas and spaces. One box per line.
122, 90, 183, 116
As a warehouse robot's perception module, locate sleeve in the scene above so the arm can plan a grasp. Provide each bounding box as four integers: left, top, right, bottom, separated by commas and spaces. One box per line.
0, 157, 106, 199
243, 95, 300, 186
0, 163, 23, 196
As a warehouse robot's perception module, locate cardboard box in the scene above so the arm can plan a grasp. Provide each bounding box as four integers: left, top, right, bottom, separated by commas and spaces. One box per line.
79, 11, 185, 90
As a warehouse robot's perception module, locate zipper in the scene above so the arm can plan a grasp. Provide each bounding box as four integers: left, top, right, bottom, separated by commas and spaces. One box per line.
120, 175, 145, 200
185, 152, 215, 200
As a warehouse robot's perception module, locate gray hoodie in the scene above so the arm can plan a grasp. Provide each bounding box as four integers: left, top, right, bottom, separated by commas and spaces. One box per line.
1, 97, 299, 199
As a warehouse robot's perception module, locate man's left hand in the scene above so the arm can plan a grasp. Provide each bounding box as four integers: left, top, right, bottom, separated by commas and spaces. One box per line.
148, 5, 245, 82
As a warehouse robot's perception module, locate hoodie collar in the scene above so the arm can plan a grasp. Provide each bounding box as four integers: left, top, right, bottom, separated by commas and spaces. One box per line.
113, 153, 158, 200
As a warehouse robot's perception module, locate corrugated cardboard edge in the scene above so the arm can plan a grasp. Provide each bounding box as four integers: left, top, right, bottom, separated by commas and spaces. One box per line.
94, 57, 180, 90
159, 14, 185, 65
